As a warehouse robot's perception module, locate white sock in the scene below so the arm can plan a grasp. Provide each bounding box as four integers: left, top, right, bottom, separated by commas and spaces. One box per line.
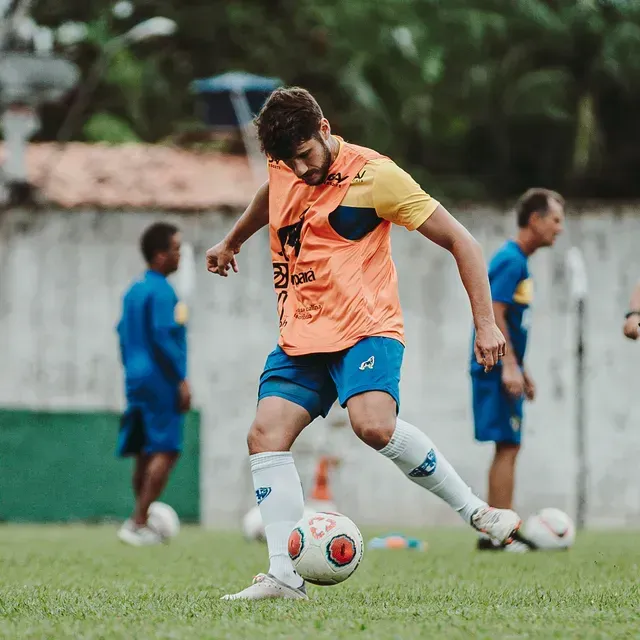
250, 452, 304, 588
380, 418, 486, 524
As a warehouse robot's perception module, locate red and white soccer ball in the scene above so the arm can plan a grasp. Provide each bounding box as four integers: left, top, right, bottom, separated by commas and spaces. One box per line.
288, 511, 364, 585
524, 507, 576, 550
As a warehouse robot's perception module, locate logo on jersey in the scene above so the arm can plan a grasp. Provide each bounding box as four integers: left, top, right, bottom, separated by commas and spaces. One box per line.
273, 262, 289, 289
277, 208, 308, 262
174, 301, 188, 325
267, 154, 282, 169
409, 449, 437, 477
513, 278, 533, 305
325, 172, 349, 187
291, 268, 316, 286
255, 487, 272, 504
352, 169, 367, 184
294, 303, 322, 320
359, 356, 375, 371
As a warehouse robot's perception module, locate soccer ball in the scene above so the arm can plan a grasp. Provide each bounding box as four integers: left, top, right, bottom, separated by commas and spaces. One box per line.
524, 508, 576, 550
148, 501, 180, 539
288, 511, 364, 585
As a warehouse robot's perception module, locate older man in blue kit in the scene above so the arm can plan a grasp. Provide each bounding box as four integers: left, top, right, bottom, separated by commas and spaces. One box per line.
116, 222, 192, 546
471, 188, 564, 551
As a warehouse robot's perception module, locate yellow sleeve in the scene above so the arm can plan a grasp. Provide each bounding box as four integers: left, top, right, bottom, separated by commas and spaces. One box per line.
372, 160, 439, 230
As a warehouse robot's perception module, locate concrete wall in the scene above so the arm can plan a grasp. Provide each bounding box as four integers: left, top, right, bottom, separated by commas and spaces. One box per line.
1, 205, 639, 529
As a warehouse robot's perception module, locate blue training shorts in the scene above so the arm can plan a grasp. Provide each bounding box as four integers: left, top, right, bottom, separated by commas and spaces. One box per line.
259, 336, 405, 420
471, 369, 524, 445
116, 401, 184, 457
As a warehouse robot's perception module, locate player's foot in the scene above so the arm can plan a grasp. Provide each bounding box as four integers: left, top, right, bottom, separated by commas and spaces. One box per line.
504, 539, 531, 553
476, 535, 504, 551
476, 536, 531, 553
471, 506, 522, 545
221, 573, 308, 601
117, 522, 164, 546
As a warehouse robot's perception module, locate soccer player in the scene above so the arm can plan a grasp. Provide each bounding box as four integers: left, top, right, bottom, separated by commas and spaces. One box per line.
206, 87, 521, 600
116, 222, 191, 546
470, 189, 564, 551
622, 282, 640, 340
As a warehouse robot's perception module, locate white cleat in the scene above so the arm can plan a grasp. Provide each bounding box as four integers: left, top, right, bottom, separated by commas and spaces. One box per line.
117, 522, 164, 546
504, 539, 531, 553
221, 573, 308, 601
471, 506, 522, 545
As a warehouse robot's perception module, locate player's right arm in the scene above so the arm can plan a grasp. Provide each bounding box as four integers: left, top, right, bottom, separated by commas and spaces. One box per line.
623, 280, 640, 340
206, 181, 269, 276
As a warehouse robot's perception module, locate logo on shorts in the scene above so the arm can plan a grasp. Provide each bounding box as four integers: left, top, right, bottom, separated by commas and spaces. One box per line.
359, 356, 375, 371
255, 487, 272, 504
510, 415, 521, 432
409, 449, 437, 477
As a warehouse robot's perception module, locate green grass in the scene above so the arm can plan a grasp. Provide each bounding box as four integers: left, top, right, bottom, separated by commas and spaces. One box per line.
0, 525, 638, 639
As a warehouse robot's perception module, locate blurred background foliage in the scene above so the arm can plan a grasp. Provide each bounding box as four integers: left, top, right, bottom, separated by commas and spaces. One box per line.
32, 0, 640, 199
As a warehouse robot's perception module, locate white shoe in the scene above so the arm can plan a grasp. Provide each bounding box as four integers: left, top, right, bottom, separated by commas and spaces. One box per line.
221, 573, 308, 601
471, 506, 522, 545
504, 539, 531, 553
118, 522, 164, 546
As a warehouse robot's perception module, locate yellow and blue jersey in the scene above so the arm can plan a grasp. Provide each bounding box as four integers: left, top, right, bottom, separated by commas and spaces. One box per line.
330, 156, 439, 239
470, 240, 531, 374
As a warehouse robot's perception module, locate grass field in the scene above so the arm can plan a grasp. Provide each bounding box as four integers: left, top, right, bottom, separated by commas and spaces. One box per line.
0, 525, 638, 639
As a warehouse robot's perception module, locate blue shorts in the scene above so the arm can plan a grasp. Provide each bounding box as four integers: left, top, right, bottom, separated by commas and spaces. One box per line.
259, 336, 404, 420
116, 403, 184, 457
471, 370, 524, 445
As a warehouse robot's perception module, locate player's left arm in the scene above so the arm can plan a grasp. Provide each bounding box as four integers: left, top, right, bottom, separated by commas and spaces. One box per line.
373, 160, 505, 371
416, 206, 505, 369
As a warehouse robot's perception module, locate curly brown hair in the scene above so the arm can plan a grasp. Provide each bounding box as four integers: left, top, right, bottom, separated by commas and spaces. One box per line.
254, 86, 324, 161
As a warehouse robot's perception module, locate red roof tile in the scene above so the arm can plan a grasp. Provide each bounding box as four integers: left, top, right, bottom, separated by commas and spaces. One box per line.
0, 142, 258, 211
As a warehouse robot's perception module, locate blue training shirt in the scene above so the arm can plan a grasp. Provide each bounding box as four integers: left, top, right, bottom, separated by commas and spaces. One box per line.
117, 270, 187, 396
470, 240, 531, 374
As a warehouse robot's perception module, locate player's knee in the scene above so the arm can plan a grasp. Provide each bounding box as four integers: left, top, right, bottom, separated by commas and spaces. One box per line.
347, 391, 397, 450
351, 417, 395, 451
247, 419, 289, 454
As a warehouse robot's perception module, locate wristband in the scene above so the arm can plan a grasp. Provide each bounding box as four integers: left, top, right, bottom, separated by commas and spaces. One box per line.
625, 311, 640, 319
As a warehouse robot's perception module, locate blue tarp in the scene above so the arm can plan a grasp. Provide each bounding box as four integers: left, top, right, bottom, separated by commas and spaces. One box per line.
191, 72, 282, 127
191, 72, 282, 95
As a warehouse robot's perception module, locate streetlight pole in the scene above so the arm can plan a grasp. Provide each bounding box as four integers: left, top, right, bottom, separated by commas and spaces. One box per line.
40, 16, 176, 191
55, 17, 177, 144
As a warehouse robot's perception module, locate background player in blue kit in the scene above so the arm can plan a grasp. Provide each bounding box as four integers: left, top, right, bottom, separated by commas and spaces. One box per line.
470, 189, 564, 551
116, 222, 192, 546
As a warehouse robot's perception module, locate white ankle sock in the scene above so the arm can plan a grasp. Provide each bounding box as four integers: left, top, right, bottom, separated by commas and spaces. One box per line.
380, 418, 486, 524
250, 452, 304, 588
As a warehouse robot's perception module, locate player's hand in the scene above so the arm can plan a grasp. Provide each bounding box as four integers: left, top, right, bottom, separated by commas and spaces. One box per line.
502, 363, 525, 399
178, 380, 192, 413
623, 315, 640, 340
523, 370, 536, 401
206, 240, 239, 277
474, 323, 506, 372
